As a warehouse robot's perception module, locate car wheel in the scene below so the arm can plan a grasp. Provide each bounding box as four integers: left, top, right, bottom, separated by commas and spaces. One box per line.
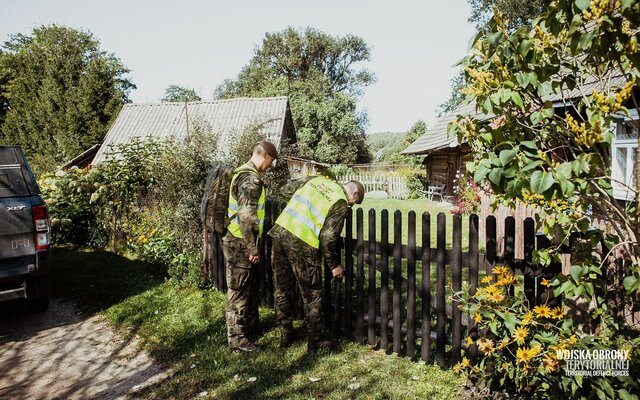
27, 295, 50, 312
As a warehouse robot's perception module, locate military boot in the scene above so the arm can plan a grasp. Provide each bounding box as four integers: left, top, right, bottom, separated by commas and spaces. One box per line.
279, 323, 298, 348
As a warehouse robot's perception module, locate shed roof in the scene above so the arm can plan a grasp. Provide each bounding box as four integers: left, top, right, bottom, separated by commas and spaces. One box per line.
93, 96, 294, 164
401, 102, 483, 155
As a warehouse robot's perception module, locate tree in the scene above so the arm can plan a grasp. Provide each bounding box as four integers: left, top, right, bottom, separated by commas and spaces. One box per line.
215, 27, 375, 164
0, 25, 135, 173
161, 84, 202, 102
452, 0, 640, 396
467, 0, 552, 32
370, 120, 426, 164
439, 0, 553, 117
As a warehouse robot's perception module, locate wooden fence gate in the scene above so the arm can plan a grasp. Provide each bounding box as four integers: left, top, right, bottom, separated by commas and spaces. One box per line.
203, 205, 637, 367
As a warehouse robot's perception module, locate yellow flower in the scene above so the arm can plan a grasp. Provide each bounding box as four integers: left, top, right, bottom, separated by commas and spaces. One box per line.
453, 357, 470, 373
543, 353, 559, 373
541, 278, 552, 287
481, 276, 493, 284
550, 307, 564, 320
493, 266, 510, 275
478, 339, 495, 356
497, 338, 510, 350
474, 313, 482, 324
514, 326, 529, 345
516, 347, 535, 364
522, 312, 533, 326
486, 290, 505, 303
534, 304, 552, 318
466, 336, 473, 346
568, 335, 578, 345
497, 272, 518, 286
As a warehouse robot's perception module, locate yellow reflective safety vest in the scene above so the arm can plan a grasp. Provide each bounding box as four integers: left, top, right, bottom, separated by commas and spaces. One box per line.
226, 165, 265, 238
275, 176, 347, 249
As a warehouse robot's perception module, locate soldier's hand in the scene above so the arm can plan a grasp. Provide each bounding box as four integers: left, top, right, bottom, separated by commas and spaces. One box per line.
249, 254, 260, 264
332, 266, 344, 280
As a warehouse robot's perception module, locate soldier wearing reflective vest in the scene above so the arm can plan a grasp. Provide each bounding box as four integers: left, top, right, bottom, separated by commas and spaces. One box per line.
268, 176, 365, 352
222, 141, 278, 353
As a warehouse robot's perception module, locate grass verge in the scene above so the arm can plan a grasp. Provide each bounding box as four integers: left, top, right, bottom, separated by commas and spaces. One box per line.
52, 246, 465, 399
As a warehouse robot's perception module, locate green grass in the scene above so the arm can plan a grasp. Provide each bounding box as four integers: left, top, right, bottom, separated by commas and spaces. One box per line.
52, 246, 465, 400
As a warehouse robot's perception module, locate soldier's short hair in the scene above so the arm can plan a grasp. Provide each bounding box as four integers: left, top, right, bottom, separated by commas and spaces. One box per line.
254, 140, 279, 159
347, 180, 365, 204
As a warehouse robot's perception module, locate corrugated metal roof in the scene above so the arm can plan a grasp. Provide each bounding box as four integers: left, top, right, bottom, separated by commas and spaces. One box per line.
401, 102, 482, 155
93, 96, 292, 164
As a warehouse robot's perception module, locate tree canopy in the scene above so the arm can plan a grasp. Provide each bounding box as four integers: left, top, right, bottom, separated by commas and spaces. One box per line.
215, 27, 375, 164
467, 0, 552, 32
0, 25, 135, 173
161, 84, 202, 102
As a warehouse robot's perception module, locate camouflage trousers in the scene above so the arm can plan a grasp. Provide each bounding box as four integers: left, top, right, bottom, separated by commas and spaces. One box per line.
271, 240, 323, 343
222, 238, 259, 347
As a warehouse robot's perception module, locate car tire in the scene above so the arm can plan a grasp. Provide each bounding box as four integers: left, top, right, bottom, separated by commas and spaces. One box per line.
27, 295, 50, 312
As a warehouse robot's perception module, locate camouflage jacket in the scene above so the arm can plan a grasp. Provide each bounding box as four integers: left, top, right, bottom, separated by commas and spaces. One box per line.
223, 161, 263, 257
268, 176, 349, 271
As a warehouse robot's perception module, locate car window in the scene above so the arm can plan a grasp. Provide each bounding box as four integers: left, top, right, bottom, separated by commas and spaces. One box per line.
0, 166, 31, 197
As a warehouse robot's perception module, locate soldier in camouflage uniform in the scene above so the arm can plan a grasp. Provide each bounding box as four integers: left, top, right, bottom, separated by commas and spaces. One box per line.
268, 177, 365, 352
222, 141, 278, 353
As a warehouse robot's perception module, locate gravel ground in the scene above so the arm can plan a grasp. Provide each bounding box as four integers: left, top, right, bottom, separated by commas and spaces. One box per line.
0, 298, 170, 400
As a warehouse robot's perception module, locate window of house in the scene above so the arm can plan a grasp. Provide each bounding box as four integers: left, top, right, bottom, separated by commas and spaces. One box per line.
612, 117, 638, 200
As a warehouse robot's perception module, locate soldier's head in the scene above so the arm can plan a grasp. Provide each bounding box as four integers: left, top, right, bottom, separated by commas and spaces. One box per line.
343, 180, 365, 206
251, 140, 278, 172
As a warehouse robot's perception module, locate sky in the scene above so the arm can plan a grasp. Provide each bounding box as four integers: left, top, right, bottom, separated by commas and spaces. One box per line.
0, 0, 476, 134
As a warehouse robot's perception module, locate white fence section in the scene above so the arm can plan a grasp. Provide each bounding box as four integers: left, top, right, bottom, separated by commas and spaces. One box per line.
337, 174, 408, 199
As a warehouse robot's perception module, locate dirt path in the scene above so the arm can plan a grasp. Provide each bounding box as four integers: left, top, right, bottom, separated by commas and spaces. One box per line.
0, 298, 170, 399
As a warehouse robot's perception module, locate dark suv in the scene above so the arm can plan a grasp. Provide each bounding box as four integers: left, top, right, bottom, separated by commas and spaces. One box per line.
0, 145, 51, 311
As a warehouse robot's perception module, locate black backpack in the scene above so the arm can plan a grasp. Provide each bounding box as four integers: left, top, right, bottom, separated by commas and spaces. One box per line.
201, 165, 235, 234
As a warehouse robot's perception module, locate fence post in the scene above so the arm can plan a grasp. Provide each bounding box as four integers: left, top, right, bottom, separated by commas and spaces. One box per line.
523, 218, 536, 307
356, 208, 365, 342
486, 216, 497, 274
368, 209, 377, 346
407, 211, 417, 358
344, 208, 354, 339
380, 210, 390, 350
505, 217, 516, 297
436, 212, 447, 367
393, 210, 403, 354
468, 214, 479, 361
451, 213, 462, 365
421, 212, 432, 362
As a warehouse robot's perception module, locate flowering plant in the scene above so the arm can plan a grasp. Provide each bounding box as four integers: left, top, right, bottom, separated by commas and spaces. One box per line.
453, 266, 638, 399
451, 175, 481, 215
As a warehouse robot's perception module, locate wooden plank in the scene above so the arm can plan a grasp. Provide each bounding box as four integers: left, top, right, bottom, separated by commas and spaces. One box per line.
407, 211, 417, 358
436, 212, 446, 367
368, 209, 377, 346
468, 214, 479, 362
523, 218, 536, 306
393, 210, 403, 354
485, 216, 497, 274
380, 210, 390, 350
421, 212, 431, 362
344, 208, 354, 338
451, 214, 462, 365
505, 217, 516, 297
356, 208, 365, 342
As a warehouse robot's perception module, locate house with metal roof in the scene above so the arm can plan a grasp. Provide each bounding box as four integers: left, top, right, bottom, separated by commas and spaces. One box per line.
92, 96, 296, 165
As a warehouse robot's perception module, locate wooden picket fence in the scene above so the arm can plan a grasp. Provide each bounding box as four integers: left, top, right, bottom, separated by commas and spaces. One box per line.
203, 204, 638, 367
337, 174, 408, 199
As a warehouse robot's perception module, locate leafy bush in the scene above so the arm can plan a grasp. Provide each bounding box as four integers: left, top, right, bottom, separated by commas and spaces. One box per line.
454, 267, 639, 399
39, 167, 97, 245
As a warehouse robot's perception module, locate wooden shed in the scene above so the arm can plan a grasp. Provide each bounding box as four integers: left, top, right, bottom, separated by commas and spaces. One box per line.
401, 102, 482, 196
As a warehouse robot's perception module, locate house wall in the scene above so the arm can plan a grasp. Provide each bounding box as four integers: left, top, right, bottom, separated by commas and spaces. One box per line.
424, 144, 472, 195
